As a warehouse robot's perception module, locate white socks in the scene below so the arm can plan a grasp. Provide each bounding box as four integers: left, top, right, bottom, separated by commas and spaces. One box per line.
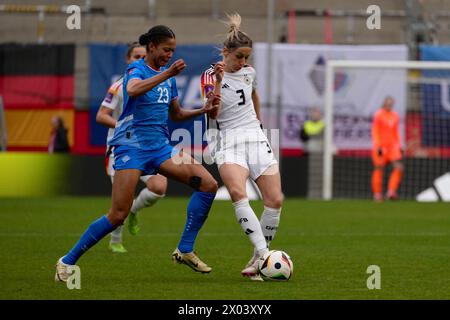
233, 198, 268, 256
131, 188, 164, 214
260, 206, 281, 245
110, 225, 124, 244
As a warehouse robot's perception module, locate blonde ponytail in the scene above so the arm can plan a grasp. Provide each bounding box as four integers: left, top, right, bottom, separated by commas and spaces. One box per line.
222, 12, 252, 50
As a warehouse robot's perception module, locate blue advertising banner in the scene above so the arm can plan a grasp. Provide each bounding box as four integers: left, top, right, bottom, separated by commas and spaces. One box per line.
420, 45, 450, 147
89, 44, 221, 146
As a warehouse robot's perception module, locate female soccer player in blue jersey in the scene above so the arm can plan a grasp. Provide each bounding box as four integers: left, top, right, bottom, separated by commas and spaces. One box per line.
96, 42, 169, 254
55, 25, 220, 281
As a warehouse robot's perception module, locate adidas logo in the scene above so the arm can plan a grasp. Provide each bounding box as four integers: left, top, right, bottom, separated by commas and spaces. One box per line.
417, 172, 450, 202
221, 83, 230, 89
239, 218, 248, 224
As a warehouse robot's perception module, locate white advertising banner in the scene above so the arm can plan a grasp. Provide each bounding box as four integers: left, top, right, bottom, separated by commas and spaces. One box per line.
254, 44, 408, 150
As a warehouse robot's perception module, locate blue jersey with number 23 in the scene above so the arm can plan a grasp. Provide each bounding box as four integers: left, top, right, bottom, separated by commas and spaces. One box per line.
108, 58, 178, 151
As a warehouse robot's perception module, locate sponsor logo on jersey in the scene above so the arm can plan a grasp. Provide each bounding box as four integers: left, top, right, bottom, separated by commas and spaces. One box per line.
104, 92, 113, 103
127, 67, 138, 75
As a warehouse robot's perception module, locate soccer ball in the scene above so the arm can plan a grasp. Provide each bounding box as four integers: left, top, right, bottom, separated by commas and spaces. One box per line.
258, 250, 294, 281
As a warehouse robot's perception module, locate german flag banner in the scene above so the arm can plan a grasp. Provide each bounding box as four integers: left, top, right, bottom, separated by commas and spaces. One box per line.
0, 44, 75, 150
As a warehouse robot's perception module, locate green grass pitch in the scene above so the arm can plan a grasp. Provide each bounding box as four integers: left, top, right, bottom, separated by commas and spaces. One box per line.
0, 197, 449, 300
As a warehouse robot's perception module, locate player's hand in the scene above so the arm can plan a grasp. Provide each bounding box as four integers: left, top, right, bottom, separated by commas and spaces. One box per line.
203, 93, 221, 116
167, 59, 186, 77
377, 147, 383, 156
213, 62, 224, 82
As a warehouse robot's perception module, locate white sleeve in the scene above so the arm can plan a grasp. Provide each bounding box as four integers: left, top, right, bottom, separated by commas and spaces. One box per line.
101, 89, 120, 110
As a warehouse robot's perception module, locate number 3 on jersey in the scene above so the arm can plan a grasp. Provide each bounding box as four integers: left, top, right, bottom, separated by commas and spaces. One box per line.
236, 89, 246, 106
157, 87, 169, 103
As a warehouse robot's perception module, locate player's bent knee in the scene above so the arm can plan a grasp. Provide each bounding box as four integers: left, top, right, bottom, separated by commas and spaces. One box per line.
229, 188, 247, 202
148, 183, 167, 196
270, 198, 283, 209
202, 178, 218, 193
147, 176, 168, 195
265, 194, 283, 209
107, 208, 129, 226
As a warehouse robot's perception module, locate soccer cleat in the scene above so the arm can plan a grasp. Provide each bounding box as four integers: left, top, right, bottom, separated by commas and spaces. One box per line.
127, 212, 140, 236
55, 257, 76, 282
241, 255, 260, 277
172, 248, 212, 273
109, 242, 128, 253
249, 274, 264, 281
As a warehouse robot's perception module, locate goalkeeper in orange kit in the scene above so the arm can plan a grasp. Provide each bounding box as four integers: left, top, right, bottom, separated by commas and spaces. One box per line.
371, 96, 403, 201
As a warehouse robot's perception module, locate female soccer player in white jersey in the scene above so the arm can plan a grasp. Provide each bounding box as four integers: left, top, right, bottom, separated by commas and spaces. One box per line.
201, 13, 283, 280
55, 25, 221, 281
96, 42, 168, 253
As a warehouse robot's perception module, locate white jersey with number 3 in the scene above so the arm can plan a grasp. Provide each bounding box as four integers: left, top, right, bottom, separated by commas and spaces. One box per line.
202, 65, 266, 144
201, 65, 277, 179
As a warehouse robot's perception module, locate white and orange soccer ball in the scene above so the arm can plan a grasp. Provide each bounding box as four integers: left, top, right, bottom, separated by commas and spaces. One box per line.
258, 250, 294, 281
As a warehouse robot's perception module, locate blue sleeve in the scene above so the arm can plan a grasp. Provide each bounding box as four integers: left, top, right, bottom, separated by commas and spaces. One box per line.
127, 66, 145, 81
171, 77, 179, 101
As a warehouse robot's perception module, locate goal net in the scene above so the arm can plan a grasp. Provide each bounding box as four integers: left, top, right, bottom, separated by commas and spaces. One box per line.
323, 60, 450, 201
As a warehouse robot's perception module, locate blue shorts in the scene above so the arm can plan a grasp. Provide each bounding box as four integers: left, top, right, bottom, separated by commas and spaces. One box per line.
112, 144, 179, 176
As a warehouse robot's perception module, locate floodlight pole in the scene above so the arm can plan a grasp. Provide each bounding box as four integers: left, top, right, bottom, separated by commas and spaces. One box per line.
266, 0, 281, 166
323, 62, 334, 201
266, 0, 274, 113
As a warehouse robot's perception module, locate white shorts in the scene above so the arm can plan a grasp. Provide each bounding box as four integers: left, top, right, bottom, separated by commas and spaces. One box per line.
106, 153, 153, 184
214, 140, 278, 180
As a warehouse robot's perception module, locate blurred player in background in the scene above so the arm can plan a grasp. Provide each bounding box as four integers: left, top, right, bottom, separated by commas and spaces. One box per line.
56, 25, 220, 281
201, 13, 282, 281
371, 96, 404, 201
96, 42, 167, 253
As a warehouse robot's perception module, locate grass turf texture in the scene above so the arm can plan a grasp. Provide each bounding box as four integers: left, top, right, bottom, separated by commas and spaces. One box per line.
0, 197, 449, 299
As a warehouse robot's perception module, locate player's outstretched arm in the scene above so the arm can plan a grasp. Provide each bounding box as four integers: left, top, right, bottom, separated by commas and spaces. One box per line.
127, 59, 186, 97
169, 94, 220, 121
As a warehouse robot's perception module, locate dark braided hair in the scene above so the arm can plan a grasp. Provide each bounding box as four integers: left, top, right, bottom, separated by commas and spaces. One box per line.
139, 25, 176, 50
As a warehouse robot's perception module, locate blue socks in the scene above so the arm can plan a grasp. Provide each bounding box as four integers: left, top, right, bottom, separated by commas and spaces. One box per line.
62, 215, 115, 265
61, 192, 215, 264
178, 192, 216, 253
